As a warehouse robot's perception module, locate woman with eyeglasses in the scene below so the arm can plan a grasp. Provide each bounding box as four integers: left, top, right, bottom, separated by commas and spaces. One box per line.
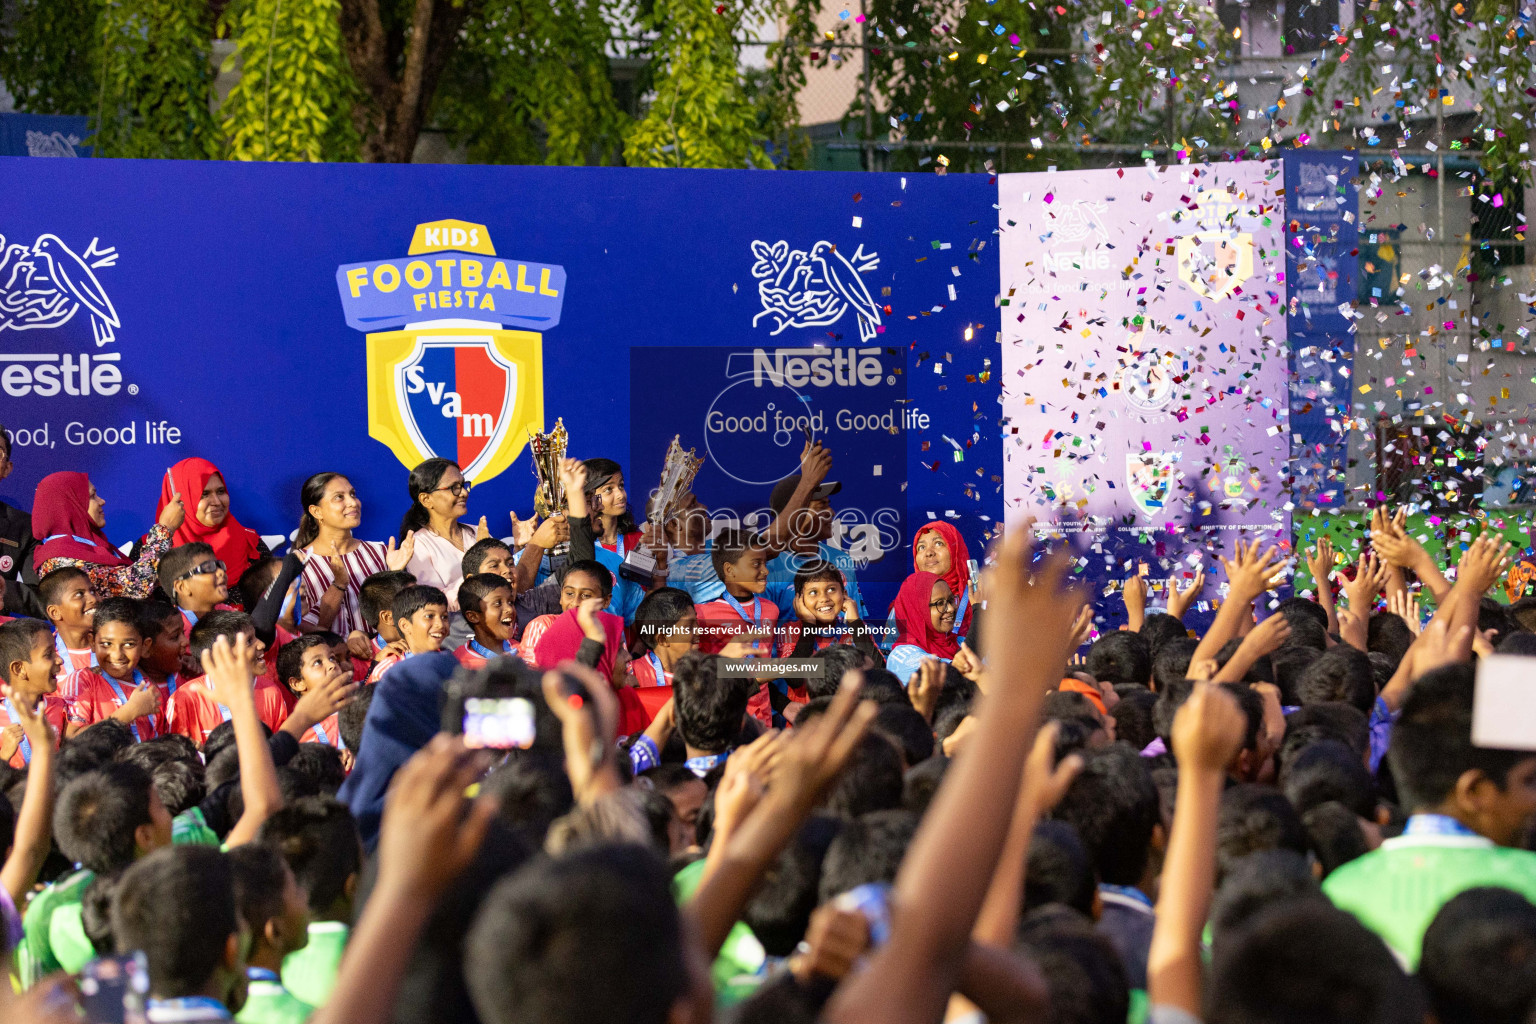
884, 570, 963, 683
155, 458, 268, 596
294, 472, 415, 637
398, 457, 490, 612
32, 471, 185, 598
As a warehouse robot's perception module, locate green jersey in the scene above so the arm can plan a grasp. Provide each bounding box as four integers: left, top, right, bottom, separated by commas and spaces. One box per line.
237, 972, 315, 1024
1324, 828, 1536, 969
281, 921, 348, 1008
14, 868, 95, 987
672, 858, 767, 1007
173, 806, 221, 847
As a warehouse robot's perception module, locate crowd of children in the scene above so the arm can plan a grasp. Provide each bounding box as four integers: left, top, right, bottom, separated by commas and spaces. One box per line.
2, 419, 1536, 1024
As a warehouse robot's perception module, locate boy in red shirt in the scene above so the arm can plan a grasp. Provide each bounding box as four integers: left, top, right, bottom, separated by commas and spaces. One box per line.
38, 566, 97, 697
372, 585, 451, 683
358, 570, 415, 683
160, 542, 233, 631
168, 611, 291, 746
693, 528, 779, 656
65, 597, 164, 740
274, 634, 355, 752
138, 599, 189, 710
0, 617, 68, 768
455, 574, 517, 671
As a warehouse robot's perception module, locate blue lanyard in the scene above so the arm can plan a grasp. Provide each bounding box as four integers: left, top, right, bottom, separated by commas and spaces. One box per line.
468, 638, 509, 660
3, 698, 31, 763
246, 968, 279, 983
53, 630, 94, 671
645, 652, 669, 686
43, 533, 105, 550
685, 750, 728, 777
102, 668, 147, 742
951, 588, 969, 634
146, 996, 231, 1021
719, 592, 763, 625
165, 673, 179, 698
1403, 814, 1481, 838
310, 718, 337, 747
1099, 883, 1154, 909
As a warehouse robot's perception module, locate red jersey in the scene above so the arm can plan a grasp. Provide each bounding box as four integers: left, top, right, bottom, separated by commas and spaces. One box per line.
165, 680, 230, 749
52, 633, 95, 700
694, 595, 779, 656
66, 668, 165, 740
1, 694, 68, 768
518, 614, 557, 663
631, 651, 674, 688
166, 676, 289, 747
300, 712, 344, 749
453, 639, 513, 672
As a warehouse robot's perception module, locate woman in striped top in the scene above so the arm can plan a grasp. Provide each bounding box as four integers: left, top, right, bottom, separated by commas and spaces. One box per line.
293, 472, 415, 638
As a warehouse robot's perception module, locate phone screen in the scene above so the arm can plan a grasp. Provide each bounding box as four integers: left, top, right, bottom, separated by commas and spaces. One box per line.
462, 696, 536, 750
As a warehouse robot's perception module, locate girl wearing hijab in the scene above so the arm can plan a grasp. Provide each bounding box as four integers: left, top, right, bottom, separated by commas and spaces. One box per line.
912, 521, 974, 639
157, 458, 267, 592
398, 457, 489, 612
33, 472, 184, 598
884, 570, 962, 683
293, 472, 415, 637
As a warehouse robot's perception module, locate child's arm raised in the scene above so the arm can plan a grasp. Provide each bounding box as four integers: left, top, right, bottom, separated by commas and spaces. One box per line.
0, 695, 56, 906
1147, 682, 1246, 1015
762, 442, 832, 552
824, 530, 1085, 1024
1190, 539, 1285, 667
202, 634, 283, 847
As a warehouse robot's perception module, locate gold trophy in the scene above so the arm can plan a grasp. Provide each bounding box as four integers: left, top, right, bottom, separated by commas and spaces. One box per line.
620, 436, 705, 587
528, 418, 570, 520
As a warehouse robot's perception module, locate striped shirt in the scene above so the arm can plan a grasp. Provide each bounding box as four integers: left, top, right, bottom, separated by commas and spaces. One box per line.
297, 541, 390, 638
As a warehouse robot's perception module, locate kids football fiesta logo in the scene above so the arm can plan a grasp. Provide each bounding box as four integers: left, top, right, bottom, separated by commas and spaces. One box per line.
334, 220, 564, 484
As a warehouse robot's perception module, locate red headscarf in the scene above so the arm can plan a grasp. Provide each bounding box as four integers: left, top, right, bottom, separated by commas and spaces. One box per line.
912, 521, 973, 637
532, 608, 626, 680
32, 471, 129, 567
158, 458, 263, 583
891, 571, 962, 660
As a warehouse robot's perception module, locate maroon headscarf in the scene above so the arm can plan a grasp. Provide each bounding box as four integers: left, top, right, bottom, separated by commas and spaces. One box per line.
891, 571, 961, 660
33, 472, 129, 568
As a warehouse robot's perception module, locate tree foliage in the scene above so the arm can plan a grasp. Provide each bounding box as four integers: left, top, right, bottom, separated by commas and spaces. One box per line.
434, 0, 628, 165
219, 0, 358, 161
1297, 0, 1536, 184
0, 0, 102, 118
95, 0, 219, 158
624, 0, 773, 168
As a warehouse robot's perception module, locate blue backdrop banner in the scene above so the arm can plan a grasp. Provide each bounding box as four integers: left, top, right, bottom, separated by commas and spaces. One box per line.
0, 158, 1001, 618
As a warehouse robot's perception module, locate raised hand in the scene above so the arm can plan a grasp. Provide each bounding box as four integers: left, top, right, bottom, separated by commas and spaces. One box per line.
121, 681, 161, 721
1387, 590, 1422, 635
200, 633, 259, 711
1170, 682, 1246, 773
11, 690, 55, 751
800, 440, 833, 487
1237, 613, 1291, 659
376, 735, 498, 902
575, 595, 607, 644
950, 641, 983, 683
0, 723, 21, 762
1021, 722, 1085, 817
789, 905, 870, 984
157, 495, 186, 531
289, 665, 359, 733
767, 671, 877, 812
1122, 573, 1147, 627
1304, 536, 1336, 589
1456, 533, 1514, 595
1218, 538, 1287, 604
1342, 552, 1388, 611
385, 531, 417, 571
908, 657, 946, 723
986, 532, 1090, 687
1068, 602, 1095, 650
474, 516, 491, 542
540, 662, 621, 802
1168, 566, 1206, 621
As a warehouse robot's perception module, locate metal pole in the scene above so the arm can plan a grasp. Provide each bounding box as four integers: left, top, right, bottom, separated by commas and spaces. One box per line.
861, 0, 874, 171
